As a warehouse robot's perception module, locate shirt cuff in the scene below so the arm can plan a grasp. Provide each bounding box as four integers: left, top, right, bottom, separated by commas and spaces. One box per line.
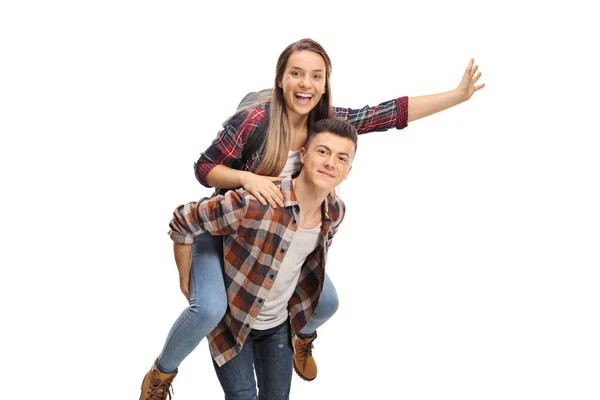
395, 96, 409, 130
194, 161, 218, 188
168, 229, 195, 245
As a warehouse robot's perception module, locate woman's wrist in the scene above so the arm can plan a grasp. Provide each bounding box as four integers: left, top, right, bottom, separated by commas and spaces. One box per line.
239, 170, 252, 189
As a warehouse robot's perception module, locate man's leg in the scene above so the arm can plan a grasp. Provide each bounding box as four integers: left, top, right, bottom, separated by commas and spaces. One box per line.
293, 272, 338, 381
253, 321, 294, 400
212, 333, 259, 400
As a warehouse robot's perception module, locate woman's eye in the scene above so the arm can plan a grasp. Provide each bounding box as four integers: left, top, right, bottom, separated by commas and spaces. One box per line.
291, 71, 301, 77
313, 74, 323, 80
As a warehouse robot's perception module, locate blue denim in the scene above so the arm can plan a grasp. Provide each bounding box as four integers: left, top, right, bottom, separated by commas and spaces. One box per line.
299, 270, 339, 336
156, 232, 339, 373
212, 320, 293, 400
157, 233, 227, 373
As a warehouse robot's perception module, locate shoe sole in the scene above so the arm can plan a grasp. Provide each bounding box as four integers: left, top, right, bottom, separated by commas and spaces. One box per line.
293, 361, 316, 382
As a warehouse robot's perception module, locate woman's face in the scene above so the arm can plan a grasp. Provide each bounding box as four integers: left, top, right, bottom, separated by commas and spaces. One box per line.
278, 50, 327, 119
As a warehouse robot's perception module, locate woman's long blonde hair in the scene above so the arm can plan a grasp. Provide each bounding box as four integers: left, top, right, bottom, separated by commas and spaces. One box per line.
254, 38, 334, 177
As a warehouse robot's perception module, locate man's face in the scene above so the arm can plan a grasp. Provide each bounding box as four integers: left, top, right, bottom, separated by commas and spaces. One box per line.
300, 132, 355, 191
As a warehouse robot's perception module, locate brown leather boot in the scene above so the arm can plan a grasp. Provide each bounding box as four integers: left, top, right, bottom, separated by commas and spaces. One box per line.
139, 359, 177, 400
293, 332, 318, 381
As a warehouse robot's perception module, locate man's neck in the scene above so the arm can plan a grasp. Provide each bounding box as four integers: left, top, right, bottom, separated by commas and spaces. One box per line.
292, 175, 328, 229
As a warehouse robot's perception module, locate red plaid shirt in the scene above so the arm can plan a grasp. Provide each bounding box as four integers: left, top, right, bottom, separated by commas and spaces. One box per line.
169, 173, 345, 366
194, 97, 409, 186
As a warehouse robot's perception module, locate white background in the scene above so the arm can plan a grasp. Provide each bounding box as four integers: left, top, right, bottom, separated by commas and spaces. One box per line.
1, 1, 599, 399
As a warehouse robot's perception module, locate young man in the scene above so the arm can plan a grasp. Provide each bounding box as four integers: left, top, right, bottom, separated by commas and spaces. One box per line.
140, 117, 358, 400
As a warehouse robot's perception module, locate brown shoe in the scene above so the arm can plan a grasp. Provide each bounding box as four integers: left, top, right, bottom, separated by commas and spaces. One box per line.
293, 332, 318, 381
139, 359, 177, 400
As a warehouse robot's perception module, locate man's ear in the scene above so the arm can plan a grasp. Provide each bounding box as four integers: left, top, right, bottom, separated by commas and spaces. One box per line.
299, 147, 306, 164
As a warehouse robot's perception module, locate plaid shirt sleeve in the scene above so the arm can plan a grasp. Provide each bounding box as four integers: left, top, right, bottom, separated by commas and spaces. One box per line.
333, 96, 408, 135
168, 190, 251, 244
194, 107, 268, 188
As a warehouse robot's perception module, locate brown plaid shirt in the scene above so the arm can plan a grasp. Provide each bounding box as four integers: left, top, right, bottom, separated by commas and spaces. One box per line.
169, 172, 345, 366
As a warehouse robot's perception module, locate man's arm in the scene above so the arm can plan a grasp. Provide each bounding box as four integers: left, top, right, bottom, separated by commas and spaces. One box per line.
168, 191, 255, 300
168, 190, 251, 245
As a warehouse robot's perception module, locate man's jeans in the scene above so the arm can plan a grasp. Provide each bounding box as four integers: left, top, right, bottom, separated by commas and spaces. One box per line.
157, 232, 339, 373
212, 320, 293, 400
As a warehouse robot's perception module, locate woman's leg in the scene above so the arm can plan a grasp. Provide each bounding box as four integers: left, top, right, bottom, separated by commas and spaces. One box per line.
156, 232, 228, 373
298, 272, 339, 335
293, 272, 339, 381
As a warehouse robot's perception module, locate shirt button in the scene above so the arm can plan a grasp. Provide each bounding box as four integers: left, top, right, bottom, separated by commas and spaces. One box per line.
269, 274, 275, 279
258, 299, 263, 303
246, 323, 250, 327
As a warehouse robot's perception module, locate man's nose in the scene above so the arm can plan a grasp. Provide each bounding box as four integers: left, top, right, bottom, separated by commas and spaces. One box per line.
323, 156, 334, 168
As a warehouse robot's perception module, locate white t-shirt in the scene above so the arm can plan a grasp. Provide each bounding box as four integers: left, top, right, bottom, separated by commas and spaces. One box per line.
251, 223, 322, 330
279, 149, 302, 178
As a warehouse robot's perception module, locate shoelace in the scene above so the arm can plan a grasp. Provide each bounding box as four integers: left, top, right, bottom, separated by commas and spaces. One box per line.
297, 341, 313, 358
148, 379, 174, 400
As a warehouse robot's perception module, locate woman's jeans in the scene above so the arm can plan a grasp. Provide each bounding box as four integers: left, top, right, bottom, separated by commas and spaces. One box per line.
156, 232, 339, 374
213, 320, 293, 400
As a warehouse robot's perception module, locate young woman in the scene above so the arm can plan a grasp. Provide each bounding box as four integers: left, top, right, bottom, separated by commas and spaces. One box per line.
139, 38, 484, 400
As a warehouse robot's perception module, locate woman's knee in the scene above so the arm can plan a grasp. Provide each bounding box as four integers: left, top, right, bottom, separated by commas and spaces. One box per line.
317, 275, 339, 318
188, 232, 228, 324
187, 298, 227, 326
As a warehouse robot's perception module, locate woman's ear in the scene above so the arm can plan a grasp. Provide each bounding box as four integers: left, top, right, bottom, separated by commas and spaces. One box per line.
299, 147, 306, 164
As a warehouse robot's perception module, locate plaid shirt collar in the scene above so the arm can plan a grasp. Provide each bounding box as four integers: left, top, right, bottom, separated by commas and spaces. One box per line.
281, 171, 333, 221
